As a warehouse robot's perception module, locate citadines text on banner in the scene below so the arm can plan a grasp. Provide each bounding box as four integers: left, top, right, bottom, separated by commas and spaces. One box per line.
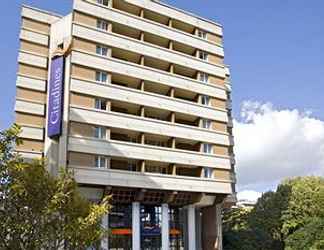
47, 56, 64, 138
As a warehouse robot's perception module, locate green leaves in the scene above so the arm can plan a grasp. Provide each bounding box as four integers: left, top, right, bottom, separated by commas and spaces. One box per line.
0, 126, 111, 250
223, 176, 324, 250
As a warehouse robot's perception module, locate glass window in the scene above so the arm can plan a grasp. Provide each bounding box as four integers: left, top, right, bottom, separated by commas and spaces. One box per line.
199, 51, 208, 61
97, 0, 109, 6
95, 99, 107, 110
96, 45, 108, 56
202, 119, 211, 129
95, 126, 106, 139
201, 95, 210, 106
200, 72, 209, 83
169, 207, 185, 250
141, 205, 162, 250
204, 167, 213, 178
203, 143, 213, 154
96, 71, 108, 83
109, 204, 132, 250
198, 30, 207, 40
95, 156, 106, 168
97, 19, 108, 30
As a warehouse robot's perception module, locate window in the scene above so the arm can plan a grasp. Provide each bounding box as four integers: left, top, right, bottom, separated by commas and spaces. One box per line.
204, 167, 213, 178
97, 0, 109, 6
95, 99, 107, 110
97, 19, 108, 31
199, 51, 208, 61
202, 119, 211, 129
96, 45, 108, 56
203, 143, 213, 154
199, 72, 209, 83
201, 95, 210, 106
198, 30, 207, 40
141, 205, 162, 249
95, 126, 106, 139
95, 156, 107, 168
96, 71, 108, 83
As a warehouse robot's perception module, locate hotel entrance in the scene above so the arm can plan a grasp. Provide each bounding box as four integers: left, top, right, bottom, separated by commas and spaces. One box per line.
140, 205, 162, 250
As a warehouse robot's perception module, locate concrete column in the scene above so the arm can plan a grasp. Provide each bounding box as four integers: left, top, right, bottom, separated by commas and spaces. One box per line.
169, 87, 175, 98
140, 133, 145, 144
140, 160, 146, 172
168, 18, 173, 27
172, 138, 176, 149
140, 32, 145, 41
140, 55, 145, 66
139, 9, 144, 18
202, 203, 223, 250
132, 202, 141, 250
170, 112, 176, 123
171, 164, 177, 175
100, 213, 109, 250
140, 80, 145, 91
140, 106, 145, 117
188, 205, 196, 250
162, 204, 170, 250
216, 204, 223, 250
169, 64, 174, 74
168, 40, 173, 50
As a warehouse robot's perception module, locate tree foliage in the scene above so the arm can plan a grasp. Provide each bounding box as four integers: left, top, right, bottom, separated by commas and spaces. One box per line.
285, 217, 324, 250
0, 125, 111, 250
223, 176, 324, 250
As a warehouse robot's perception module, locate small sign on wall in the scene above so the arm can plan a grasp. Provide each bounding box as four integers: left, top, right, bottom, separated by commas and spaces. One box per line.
47, 56, 65, 138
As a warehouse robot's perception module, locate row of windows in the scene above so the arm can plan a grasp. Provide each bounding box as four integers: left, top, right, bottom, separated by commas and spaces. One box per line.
94, 155, 215, 179
94, 73, 213, 107
95, 19, 212, 75
95, 21, 210, 64
96, 0, 211, 43
94, 98, 215, 130
93, 123, 215, 153
94, 47, 209, 85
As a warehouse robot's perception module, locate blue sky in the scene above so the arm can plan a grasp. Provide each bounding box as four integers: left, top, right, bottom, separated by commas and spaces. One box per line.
1, 0, 323, 129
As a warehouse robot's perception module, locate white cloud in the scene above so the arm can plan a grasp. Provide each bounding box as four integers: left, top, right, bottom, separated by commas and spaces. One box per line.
234, 101, 324, 192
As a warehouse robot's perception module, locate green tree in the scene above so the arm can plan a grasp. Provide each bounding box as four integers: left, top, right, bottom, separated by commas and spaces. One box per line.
285, 217, 324, 250
281, 176, 324, 238
0, 125, 111, 250
223, 176, 324, 250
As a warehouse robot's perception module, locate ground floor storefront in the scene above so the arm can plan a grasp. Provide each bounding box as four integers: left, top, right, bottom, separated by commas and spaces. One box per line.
96, 202, 223, 250
83, 187, 225, 250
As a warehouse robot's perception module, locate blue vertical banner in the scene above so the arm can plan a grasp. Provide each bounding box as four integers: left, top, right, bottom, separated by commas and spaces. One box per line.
47, 56, 64, 138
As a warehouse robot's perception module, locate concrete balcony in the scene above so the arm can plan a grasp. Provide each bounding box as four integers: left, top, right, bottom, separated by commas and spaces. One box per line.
121, 0, 223, 36
70, 165, 233, 194
18, 51, 48, 69
15, 99, 45, 116
71, 51, 227, 99
70, 78, 228, 122
20, 29, 49, 46
74, 0, 224, 57
72, 23, 225, 77
20, 125, 44, 140
68, 136, 232, 169
16, 75, 46, 92
70, 106, 231, 145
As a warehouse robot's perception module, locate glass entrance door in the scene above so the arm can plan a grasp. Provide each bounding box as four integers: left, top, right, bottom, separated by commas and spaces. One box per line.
140, 205, 162, 250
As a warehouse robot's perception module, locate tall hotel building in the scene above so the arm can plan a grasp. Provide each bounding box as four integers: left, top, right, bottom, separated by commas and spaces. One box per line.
14, 0, 236, 249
